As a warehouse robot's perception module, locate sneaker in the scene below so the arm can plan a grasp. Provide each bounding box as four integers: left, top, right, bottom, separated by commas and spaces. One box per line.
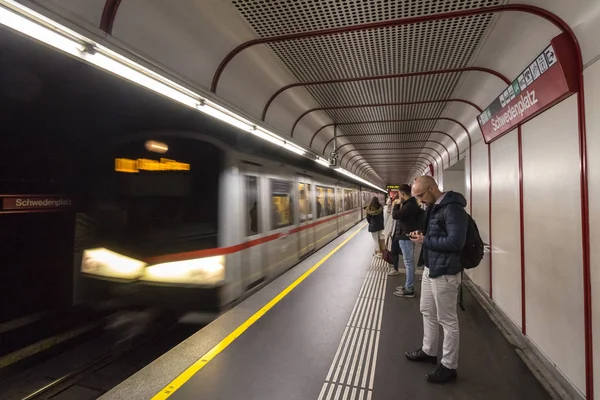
394, 288, 415, 297
405, 348, 437, 364
426, 364, 457, 383
396, 285, 405, 291
387, 269, 400, 276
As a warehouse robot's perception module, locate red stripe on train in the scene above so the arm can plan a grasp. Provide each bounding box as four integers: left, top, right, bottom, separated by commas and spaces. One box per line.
144, 209, 362, 264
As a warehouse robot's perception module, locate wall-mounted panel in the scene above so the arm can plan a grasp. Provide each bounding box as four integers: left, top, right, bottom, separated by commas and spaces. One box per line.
521, 95, 584, 392
584, 58, 600, 394
465, 140, 490, 293
490, 130, 521, 327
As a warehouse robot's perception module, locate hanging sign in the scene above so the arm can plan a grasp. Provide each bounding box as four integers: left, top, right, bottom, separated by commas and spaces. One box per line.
477, 33, 579, 143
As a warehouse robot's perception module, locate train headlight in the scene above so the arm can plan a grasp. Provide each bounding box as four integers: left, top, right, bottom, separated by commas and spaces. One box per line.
141, 256, 225, 285
82, 248, 147, 280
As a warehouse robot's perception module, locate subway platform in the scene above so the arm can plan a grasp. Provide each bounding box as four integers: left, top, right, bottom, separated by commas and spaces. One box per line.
101, 217, 551, 400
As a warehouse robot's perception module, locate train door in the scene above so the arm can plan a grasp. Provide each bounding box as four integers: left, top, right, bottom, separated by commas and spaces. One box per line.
297, 176, 315, 258
336, 185, 343, 234
241, 164, 267, 290
268, 177, 297, 275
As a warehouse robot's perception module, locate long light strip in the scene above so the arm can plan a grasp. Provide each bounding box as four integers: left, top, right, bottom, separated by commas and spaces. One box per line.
0, 0, 384, 192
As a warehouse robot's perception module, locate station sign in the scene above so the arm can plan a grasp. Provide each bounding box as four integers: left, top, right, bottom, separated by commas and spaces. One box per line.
477, 33, 579, 143
1, 195, 73, 213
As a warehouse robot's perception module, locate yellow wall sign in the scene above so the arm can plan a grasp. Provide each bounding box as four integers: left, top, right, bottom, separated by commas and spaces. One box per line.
115, 158, 190, 173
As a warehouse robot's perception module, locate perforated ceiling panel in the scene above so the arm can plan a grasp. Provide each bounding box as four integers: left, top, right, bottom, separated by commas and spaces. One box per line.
231, 0, 505, 183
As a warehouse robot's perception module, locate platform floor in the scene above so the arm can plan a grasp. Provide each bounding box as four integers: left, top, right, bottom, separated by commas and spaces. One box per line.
102, 217, 551, 400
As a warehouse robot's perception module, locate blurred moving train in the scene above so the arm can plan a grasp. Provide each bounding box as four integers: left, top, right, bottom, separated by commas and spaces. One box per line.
79, 132, 384, 312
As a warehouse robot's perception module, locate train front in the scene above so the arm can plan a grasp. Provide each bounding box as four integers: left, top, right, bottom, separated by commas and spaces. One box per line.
79, 135, 224, 312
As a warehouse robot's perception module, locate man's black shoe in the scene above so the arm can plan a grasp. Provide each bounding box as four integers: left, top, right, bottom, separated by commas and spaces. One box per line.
404, 348, 437, 364
426, 364, 458, 383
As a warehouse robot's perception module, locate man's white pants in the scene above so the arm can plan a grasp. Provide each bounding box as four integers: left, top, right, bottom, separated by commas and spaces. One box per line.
420, 267, 461, 369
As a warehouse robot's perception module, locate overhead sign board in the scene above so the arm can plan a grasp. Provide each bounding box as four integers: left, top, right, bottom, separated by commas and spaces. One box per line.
477, 33, 578, 143
386, 185, 400, 190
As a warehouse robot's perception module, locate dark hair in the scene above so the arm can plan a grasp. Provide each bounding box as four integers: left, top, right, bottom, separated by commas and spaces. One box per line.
399, 184, 412, 196
369, 196, 381, 208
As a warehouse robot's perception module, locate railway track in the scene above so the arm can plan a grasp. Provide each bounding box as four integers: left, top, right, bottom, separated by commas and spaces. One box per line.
2, 311, 202, 400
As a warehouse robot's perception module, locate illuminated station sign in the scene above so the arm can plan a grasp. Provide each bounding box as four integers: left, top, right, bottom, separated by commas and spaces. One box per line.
477, 33, 578, 143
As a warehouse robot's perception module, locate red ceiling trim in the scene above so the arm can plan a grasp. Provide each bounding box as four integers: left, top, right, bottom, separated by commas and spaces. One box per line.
310, 117, 468, 149
341, 148, 439, 167
335, 141, 449, 168
348, 153, 437, 172
290, 99, 482, 138
100, 0, 122, 34
356, 160, 430, 176
345, 150, 441, 178
322, 131, 460, 160
260, 68, 505, 121
339, 144, 446, 169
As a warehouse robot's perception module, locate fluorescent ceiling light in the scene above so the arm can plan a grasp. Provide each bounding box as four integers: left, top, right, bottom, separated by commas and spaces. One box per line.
283, 142, 305, 156
252, 128, 284, 146
315, 157, 330, 167
0, 0, 384, 189
0, 3, 81, 55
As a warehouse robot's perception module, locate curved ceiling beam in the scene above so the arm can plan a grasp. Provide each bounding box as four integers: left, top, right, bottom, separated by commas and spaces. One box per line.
346, 150, 440, 179
322, 131, 460, 159
341, 148, 440, 168
311, 117, 468, 153
355, 158, 431, 168
358, 164, 426, 177
348, 153, 437, 172
100, 0, 122, 34
210, 4, 553, 94
340, 144, 445, 171
335, 140, 448, 168
351, 154, 438, 174
290, 99, 483, 137
262, 68, 505, 121
356, 160, 430, 176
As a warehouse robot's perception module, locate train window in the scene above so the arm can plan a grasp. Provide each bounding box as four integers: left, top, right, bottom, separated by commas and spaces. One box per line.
298, 182, 313, 223
316, 186, 335, 218
344, 188, 355, 211
246, 175, 259, 236
271, 179, 293, 229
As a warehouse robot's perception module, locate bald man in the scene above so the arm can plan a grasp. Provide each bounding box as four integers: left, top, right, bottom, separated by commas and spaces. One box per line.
405, 176, 468, 383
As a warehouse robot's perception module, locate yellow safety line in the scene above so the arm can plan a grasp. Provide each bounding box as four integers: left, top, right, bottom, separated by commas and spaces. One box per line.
152, 223, 367, 400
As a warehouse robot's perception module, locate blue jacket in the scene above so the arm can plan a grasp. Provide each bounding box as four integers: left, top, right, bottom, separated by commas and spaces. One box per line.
422, 191, 469, 278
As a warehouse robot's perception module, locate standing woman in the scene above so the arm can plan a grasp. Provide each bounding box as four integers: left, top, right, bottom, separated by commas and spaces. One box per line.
366, 196, 385, 257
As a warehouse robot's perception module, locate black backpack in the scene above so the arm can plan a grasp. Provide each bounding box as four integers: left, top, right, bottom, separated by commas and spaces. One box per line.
461, 214, 484, 269
437, 206, 484, 269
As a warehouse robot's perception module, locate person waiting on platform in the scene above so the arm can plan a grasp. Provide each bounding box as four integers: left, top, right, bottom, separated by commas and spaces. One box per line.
390, 184, 422, 298
365, 196, 384, 258
405, 176, 468, 383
